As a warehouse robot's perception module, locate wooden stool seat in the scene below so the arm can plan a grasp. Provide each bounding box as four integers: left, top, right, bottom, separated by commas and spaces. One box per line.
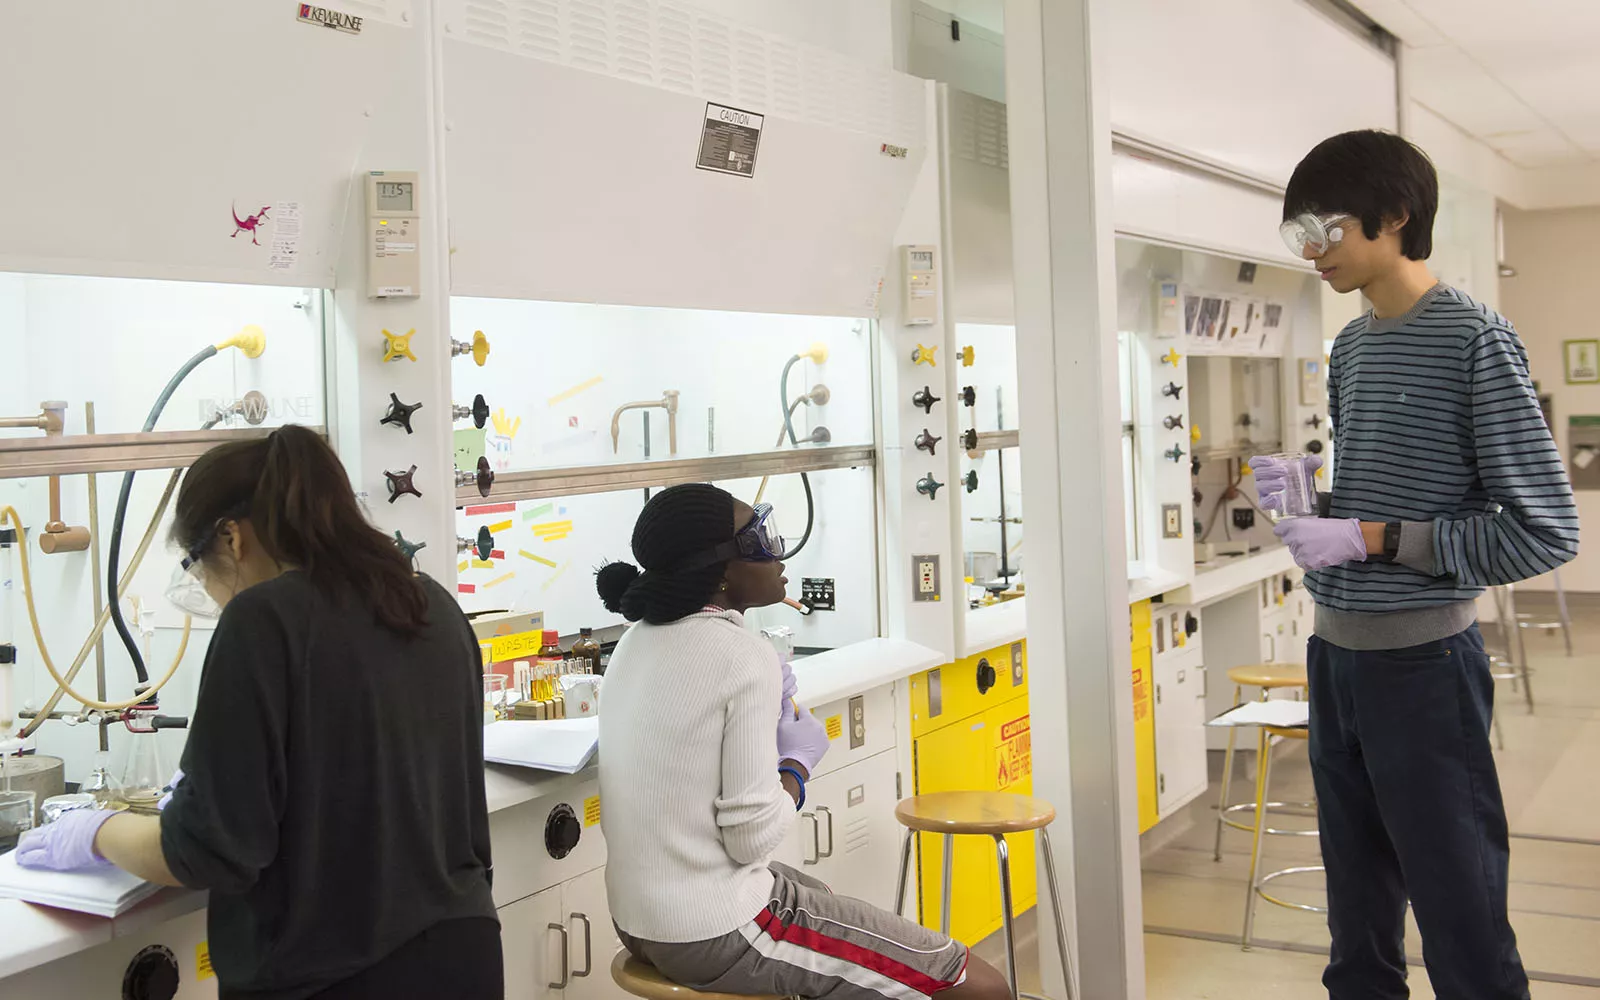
1226, 663, 1307, 689
610, 951, 782, 1000
893, 791, 1056, 835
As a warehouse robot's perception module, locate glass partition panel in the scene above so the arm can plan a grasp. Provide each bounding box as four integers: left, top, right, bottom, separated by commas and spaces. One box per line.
955, 323, 1023, 605
0, 271, 329, 783
454, 463, 879, 654
448, 298, 873, 474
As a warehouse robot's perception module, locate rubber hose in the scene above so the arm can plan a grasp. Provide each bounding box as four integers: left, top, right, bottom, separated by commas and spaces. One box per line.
107, 345, 217, 683
776, 357, 818, 560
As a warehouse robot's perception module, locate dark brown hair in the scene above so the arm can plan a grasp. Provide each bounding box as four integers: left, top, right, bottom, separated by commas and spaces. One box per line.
172, 424, 429, 635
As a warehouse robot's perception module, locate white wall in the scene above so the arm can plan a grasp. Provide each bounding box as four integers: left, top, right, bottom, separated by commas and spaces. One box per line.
1499, 207, 1600, 592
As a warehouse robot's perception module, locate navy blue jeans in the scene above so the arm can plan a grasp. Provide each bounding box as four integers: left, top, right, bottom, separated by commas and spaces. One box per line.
1308, 626, 1529, 1000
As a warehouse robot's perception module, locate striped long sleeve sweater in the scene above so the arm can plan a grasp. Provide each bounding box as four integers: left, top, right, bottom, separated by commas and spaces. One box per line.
1308, 283, 1579, 650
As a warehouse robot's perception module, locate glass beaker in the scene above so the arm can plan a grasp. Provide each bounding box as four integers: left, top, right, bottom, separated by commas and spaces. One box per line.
0, 789, 36, 849
1260, 452, 1319, 521
483, 674, 509, 724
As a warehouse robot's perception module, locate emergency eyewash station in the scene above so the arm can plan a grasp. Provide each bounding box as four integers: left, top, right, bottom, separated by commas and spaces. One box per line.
0, 2, 1403, 998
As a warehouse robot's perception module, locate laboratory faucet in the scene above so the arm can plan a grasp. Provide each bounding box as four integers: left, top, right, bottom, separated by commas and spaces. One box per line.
610, 390, 680, 457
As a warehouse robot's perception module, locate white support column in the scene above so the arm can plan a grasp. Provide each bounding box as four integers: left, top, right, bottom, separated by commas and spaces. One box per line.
1003, 1, 1143, 998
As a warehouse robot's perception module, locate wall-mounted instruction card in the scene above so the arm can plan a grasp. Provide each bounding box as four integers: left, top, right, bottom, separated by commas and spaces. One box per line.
696, 103, 764, 178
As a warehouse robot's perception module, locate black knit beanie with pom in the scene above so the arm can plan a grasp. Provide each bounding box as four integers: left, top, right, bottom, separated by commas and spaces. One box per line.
595, 483, 736, 625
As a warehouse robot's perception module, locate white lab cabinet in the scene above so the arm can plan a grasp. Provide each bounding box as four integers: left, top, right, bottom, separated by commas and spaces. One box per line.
502, 886, 570, 1000
1150, 601, 1210, 818
1201, 568, 1311, 751
501, 866, 624, 1000
797, 751, 904, 910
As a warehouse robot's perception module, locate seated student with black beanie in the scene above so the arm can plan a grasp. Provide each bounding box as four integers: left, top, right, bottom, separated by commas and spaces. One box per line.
595, 483, 1011, 1000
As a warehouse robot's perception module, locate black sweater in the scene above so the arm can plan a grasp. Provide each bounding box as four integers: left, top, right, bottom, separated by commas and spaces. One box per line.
159, 572, 496, 999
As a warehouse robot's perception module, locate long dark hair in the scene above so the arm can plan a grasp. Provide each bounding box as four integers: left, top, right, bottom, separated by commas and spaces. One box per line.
596, 483, 733, 625
173, 425, 429, 636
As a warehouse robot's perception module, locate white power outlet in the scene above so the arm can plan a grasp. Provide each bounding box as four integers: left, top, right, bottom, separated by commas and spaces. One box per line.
1162, 503, 1182, 539
913, 555, 940, 602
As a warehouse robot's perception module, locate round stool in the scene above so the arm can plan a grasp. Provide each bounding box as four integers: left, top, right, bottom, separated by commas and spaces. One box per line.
610, 950, 783, 1000
1242, 725, 1325, 949
892, 792, 1076, 1000
1212, 663, 1309, 863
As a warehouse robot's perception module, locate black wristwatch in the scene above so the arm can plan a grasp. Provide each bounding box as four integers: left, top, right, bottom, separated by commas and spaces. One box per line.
1369, 521, 1401, 563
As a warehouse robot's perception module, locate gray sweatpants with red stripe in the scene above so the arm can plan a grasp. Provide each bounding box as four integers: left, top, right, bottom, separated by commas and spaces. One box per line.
616, 863, 970, 1000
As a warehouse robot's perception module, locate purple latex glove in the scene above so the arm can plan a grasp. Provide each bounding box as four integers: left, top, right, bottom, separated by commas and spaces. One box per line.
14, 809, 116, 872
1274, 517, 1366, 571
1250, 454, 1322, 514
157, 767, 184, 811
779, 661, 799, 721
777, 704, 830, 775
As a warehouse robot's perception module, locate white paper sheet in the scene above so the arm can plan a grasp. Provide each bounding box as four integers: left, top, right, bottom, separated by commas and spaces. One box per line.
1206, 699, 1310, 729
0, 850, 160, 918
483, 717, 599, 774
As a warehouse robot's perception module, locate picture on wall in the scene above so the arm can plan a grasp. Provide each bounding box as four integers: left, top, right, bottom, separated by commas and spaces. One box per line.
1565, 339, 1600, 384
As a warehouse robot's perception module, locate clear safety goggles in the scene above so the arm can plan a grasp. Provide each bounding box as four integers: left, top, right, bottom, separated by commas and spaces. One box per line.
679, 503, 787, 570
1279, 212, 1355, 258
165, 552, 222, 619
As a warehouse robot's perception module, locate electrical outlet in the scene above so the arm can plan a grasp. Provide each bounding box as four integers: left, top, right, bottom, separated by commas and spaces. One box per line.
1232, 508, 1255, 530
1162, 503, 1182, 539
801, 578, 836, 612
848, 695, 865, 749
913, 555, 941, 602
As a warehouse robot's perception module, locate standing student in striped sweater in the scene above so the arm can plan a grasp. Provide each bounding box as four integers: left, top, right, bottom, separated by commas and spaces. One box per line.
1253, 131, 1578, 1000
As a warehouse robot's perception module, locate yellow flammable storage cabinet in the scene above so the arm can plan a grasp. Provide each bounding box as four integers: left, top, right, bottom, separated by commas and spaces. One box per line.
1131, 600, 1160, 833
906, 642, 1035, 945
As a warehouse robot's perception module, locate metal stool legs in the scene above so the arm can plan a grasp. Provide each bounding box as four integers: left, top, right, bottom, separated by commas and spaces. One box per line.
1213, 684, 1244, 861
890, 827, 1078, 1000
1241, 729, 1325, 949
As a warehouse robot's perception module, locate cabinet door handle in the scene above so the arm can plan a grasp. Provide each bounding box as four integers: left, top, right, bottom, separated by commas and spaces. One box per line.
802, 812, 821, 865
548, 922, 570, 990
570, 912, 593, 979
817, 806, 835, 859
1197, 665, 1207, 699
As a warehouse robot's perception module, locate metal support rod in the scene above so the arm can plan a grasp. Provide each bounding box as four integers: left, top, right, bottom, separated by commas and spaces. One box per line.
1241, 727, 1272, 949
0, 414, 49, 430
1213, 684, 1242, 861
1039, 828, 1078, 1000
939, 833, 954, 936
893, 827, 913, 917
995, 835, 1020, 1000
85, 402, 109, 753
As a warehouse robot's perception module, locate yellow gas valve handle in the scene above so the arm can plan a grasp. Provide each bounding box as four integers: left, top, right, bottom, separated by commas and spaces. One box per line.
382, 328, 417, 363
957, 345, 975, 367
1190, 425, 1202, 444
911, 344, 938, 367
1161, 348, 1182, 367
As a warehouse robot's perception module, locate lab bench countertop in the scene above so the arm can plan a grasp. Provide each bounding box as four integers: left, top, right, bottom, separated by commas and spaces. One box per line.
1180, 545, 1296, 606
0, 634, 948, 982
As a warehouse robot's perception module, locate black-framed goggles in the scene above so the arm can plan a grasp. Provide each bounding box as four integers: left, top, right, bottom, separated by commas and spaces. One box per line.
675, 503, 785, 571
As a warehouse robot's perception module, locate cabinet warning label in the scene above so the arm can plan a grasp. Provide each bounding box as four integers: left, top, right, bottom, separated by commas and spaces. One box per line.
696, 103, 764, 178
995, 715, 1031, 790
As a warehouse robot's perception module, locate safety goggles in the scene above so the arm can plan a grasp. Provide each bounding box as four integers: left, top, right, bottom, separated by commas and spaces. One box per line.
164, 514, 238, 619
1279, 212, 1355, 258
166, 554, 222, 619
677, 503, 786, 570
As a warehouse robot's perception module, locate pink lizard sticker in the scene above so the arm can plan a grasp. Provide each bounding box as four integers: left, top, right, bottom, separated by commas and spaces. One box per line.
231, 203, 271, 246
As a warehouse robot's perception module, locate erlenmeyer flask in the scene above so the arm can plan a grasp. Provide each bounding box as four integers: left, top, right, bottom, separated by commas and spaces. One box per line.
118, 734, 167, 814
80, 749, 126, 809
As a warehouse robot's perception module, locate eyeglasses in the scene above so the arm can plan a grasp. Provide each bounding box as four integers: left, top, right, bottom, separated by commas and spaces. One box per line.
1280, 212, 1355, 258
677, 503, 787, 571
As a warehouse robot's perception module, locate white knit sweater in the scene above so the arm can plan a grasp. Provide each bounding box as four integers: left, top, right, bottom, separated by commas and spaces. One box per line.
598, 609, 791, 943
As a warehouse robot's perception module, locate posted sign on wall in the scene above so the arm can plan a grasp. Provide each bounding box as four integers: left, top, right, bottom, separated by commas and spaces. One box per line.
696, 103, 764, 178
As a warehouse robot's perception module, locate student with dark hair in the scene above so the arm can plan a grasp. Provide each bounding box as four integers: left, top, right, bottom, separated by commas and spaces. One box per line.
1255, 130, 1577, 1000
17, 425, 502, 1000
597, 484, 1012, 1000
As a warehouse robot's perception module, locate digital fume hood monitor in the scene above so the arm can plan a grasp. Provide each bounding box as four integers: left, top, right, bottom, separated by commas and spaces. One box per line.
366, 170, 421, 298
